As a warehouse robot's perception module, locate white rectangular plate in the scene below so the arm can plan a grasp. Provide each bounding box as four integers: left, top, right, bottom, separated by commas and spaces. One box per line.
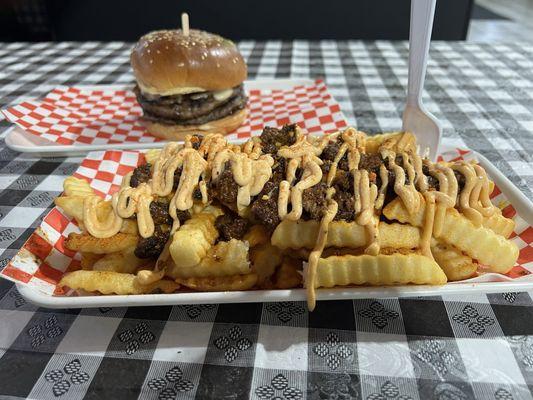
16, 282, 533, 309
5, 79, 316, 157
16, 148, 533, 308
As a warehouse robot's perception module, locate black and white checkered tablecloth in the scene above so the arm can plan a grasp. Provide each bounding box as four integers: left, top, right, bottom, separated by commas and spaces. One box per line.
0, 41, 532, 400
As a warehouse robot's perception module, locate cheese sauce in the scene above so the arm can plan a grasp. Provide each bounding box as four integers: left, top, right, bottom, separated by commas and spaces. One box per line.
306, 188, 338, 310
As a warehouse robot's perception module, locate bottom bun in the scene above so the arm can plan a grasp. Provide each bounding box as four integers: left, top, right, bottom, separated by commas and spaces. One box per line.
142, 109, 247, 141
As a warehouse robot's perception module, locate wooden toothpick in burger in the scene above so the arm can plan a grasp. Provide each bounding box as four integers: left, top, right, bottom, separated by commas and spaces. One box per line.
181, 12, 189, 36
130, 15, 248, 140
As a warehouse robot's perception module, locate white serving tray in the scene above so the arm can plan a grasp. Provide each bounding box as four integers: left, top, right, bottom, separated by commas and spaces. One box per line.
16, 149, 533, 308
15, 282, 533, 309
4, 79, 316, 157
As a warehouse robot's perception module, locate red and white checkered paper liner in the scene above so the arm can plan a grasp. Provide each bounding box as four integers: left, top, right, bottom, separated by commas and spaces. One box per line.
1, 147, 532, 295
0, 80, 347, 145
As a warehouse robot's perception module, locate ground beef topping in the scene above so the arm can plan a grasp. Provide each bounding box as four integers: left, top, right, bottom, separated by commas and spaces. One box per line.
130, 163, 151, 188
172, 167, 183, 192
422, 164, 440, 191
189, 134, 203, 150
333, 190, 355, 221
454, 169, 466, 192
134, 202, 189, 259
320, 138, 349, 170
320, 139, 341, 162
149, 201, 172, 225
210, 163, 239, 212
215, 211, 250, 241
271, 156, 287, 181
250, 181, 281, 230
302, 182, 328, 220
134, 225, 170, 259
333, 170, 353, 193
358, 153, 382, 176
259, 124, 298, 154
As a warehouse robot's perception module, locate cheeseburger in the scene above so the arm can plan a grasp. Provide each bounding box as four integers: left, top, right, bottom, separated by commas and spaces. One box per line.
131, 25, 247, 140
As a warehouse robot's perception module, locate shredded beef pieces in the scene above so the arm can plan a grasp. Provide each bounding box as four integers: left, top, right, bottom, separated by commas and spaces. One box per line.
215, 212, 250, 241
130, 163, 151, 187
260, 124, 298, 154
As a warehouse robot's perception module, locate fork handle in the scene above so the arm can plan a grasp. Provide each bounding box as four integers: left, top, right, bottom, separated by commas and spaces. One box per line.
406, 0, 436, 107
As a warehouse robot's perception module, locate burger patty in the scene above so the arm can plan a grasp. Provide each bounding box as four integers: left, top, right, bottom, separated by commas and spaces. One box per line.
135, 84, 247, 125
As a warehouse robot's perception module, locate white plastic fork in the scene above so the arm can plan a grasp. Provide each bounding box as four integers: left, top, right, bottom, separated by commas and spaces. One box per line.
402, 0, 442, 161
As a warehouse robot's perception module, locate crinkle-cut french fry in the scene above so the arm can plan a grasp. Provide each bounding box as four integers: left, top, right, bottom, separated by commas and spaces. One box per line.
176, 273, 258, 291
60, 270, 179, 294
89, 198, 113, 222
311, 253, 447, 288
272, 220, 364, 249
56, 182, 111, 232
55, 196, 136, 234
80, 252, 102, 270
63, 177, 94, 197
383, 195, 519, 273
272, 220, 420, 250
482, 210, 515, 239
379, 247, 418, 256
167, 239, 250, 279
169, 205, 223, 268
364, 132, 401, 153
274, 257, 303, 289
383, 195, 424, 224
244, 225, 270, 248
55, 195, 109, 221
380, 223, 421, 248
66, 232, 139, 254
93, 247, 148, 274
250, 243, 283, 285
431, 240, 478, 281
287, 246, 410, 260
365, 132, 416, 154
55, 196, 85, 222
144, 149, 161, 165
488, 180, 495, 195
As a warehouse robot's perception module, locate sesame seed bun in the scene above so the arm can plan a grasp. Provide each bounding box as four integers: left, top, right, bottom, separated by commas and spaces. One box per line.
131, 29, 247, 96
141, 108, 247, 141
